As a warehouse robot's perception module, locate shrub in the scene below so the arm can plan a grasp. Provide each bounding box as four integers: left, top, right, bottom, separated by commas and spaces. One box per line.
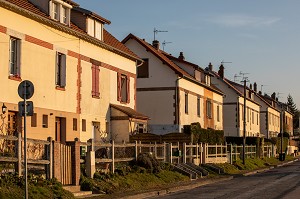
135, 153, 161, 173
80, 176, 95, 191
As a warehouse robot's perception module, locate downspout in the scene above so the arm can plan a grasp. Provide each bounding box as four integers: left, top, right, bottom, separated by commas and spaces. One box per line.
175, 76, 183, 129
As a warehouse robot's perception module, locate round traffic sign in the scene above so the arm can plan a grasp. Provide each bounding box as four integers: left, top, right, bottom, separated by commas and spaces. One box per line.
18, 80, 34, 100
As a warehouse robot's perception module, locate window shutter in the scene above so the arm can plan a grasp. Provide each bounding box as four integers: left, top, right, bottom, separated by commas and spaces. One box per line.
91, 65, 96, 95
117, 73, 121, 101
55, 52, 59, 85
95, 66, 100, 96
127, 76, 130, 103
60, 54, 66, 87
16, 40, 21, 76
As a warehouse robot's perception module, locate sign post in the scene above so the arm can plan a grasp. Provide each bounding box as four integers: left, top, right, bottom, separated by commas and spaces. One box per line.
18, 80, 34, 199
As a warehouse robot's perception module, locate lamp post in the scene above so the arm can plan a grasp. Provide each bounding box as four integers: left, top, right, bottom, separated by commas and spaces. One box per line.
243, 79, 247, 165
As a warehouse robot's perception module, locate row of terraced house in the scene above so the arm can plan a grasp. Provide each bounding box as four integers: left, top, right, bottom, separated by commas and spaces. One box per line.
0, 0, 293, 146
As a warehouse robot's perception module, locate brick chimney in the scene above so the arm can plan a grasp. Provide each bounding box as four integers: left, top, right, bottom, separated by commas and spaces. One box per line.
253, 82, 257, 92
208, 62, 213, 71
152, 40, 160, 50
249, 84, 252, 90
178, 52, 185, 60
271, 92, 276, 100
218, 64, 224, 79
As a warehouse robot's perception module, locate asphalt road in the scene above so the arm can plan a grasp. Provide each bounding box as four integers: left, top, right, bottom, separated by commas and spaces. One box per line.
152, 160, 300, 199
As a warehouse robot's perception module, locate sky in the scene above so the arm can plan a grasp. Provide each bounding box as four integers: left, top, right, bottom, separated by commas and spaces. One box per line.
75, 0, 300, 106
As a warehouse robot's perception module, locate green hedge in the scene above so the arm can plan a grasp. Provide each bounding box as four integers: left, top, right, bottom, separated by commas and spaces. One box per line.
189, 123, 224, 144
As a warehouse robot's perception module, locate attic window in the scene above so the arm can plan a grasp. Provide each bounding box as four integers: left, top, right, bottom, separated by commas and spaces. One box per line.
87, 18, 103, 40
50, 0, 72, 25
205, 75, 211, 86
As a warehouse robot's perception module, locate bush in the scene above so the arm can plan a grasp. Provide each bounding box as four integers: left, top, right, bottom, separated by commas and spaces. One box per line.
191, 123, 224, 144
80, 175, 95, 191
134, 153, 161, 173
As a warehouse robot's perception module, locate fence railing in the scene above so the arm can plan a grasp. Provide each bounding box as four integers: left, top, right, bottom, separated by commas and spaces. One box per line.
227, 144, 256, 164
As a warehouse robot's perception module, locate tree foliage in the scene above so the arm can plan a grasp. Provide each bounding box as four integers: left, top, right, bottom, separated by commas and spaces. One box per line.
287, 94, 300, 129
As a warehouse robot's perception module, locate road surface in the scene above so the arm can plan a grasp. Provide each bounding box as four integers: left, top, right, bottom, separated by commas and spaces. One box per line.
152, 160, 300, 199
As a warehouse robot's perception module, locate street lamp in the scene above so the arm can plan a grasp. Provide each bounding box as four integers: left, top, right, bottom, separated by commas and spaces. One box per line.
2, 103, 7, 114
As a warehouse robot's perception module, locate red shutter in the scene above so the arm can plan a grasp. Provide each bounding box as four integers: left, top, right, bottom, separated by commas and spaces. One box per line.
127, 76, 130, 103
117, 73, 121, 101
95, 65, 100, 97
91, 65, 96, 96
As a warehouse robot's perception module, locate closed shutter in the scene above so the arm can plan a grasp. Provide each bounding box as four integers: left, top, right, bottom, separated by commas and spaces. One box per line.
60, 54, 66, 87
91, 65, 96, 95
117, 73, 121, 101
92, 65, 100, 97
126, 76, 130, 103
55, 52, 59, 85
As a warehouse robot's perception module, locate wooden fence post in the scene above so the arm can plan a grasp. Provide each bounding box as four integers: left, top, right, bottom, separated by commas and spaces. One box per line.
154, 142, 157, 158
16, 132, 22, 177
230, 144, 233, 164
46, 137, 53, 180
135, 141, 138, 160
196, 143, 199, 165
111, 140, 115, 173
139, 141, 142, 154
183, 143, 186, 164
85, 139, 95, 178
200, 143, 203, 164
170, 143, 172, 164
163, 142, 166, 162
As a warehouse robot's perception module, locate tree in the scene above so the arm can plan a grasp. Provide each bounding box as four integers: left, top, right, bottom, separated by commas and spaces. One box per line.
287, 94, 300, 130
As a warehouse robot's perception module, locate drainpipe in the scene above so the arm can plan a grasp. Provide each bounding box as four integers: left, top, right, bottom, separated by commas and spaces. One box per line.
175, 76, 183, 128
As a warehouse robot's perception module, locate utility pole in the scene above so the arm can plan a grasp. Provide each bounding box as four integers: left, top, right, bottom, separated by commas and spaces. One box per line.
243, 79, 247, 165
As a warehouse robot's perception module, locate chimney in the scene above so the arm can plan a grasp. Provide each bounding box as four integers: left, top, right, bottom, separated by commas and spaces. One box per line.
218, 64, 224, 79
253, 82, 257, 92
208, 62, 213, 71
271, 92, 276, 100
259, 91, 262, 95
249, 84, 252, 90
178, 52, 185, 60
152, 40, 160, 50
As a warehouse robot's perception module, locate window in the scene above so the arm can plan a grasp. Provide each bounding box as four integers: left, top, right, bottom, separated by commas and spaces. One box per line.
117, 73, 130, 103
247, 108, 249, 122
31, 113, 37, 127
137, 59, 149, 78
252, 111, 254, 124
50, 1, 71, 25
205, 75, 211, 86
241, 105, 244, 121
257, 113, 259, 125
82, 119, 86, 132
61, 6, 67, 24
217, 105, 220, 122
56, 52, 66, 88
92, 65, 100, 98
206, 100, 212, 118
197, 97, 200, 117
185, 93, 188, 114
9, 37, 21, 77
87, 18, 103, 40
73, 118, 78, 131
42, 115, 48, 128
52, 2, 59, 21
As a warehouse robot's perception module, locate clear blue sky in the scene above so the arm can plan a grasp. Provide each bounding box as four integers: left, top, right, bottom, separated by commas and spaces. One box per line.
75, 0, 300, 107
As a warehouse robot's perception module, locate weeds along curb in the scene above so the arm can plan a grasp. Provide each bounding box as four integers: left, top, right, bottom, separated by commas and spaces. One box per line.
243, 158, 300, 176
120, 176, 233, 199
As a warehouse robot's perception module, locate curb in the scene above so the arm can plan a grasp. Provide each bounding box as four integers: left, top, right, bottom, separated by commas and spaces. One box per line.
243, 158, 300, 176
120, 176, 233, 199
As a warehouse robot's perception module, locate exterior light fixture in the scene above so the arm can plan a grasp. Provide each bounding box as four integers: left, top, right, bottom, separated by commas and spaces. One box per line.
2, 103, 7, 114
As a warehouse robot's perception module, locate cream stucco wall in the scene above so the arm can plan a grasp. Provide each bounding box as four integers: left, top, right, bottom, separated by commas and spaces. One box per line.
0, 6, 137, 142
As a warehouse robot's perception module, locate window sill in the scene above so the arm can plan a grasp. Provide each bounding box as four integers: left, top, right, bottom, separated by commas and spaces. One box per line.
56, 86, 65, 91
92, 95, 100, 99
8, 75, 22, 81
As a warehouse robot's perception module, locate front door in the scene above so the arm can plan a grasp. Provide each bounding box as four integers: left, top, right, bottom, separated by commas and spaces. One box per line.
55, 117, 61, 142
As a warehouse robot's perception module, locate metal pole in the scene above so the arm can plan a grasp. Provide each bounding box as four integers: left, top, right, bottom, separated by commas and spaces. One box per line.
281, 111, 283, 156
243, 79, 247, 165
23, 81, 28, 199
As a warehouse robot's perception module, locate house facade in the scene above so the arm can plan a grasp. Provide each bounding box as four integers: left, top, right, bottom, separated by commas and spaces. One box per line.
123, 35, 223, 135
210, 65, 260, 137
0, 0, 146, 143
251, 83, 280, 138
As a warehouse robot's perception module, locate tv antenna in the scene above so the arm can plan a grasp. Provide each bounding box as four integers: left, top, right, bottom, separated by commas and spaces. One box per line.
162, 40, 172, 51
277, 92, 284, 99
260, 84, 268, 93
234, 74, 241, 82
221, 60, 232, 65
239, 71, 249, 80
153, 28, 168, 41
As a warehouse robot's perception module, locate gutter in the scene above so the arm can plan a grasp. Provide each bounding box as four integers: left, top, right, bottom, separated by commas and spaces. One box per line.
175, 76, 183, 125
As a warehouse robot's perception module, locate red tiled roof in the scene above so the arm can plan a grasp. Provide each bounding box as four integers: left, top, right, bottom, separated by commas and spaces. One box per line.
73, 7, 111, 24
122, 33, 223, 95
103, 30, 138, 59
162, 52, 203, 71
3, 0, 139, 61
110, 104, 149, 120
122, 34, 192, 78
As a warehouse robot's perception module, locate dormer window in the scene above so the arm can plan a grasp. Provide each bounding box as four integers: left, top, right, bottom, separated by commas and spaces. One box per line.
205, 75, 211, 86
87, 18, 103, 40
49, 0, 72, 25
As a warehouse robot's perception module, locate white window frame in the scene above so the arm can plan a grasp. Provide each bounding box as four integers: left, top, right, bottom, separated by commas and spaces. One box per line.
9, 37, 21, 77
50, 0, 71, 25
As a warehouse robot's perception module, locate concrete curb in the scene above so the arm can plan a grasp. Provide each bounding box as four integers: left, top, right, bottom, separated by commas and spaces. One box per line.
120, 176, 233, 199
243, 158, 300, 176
